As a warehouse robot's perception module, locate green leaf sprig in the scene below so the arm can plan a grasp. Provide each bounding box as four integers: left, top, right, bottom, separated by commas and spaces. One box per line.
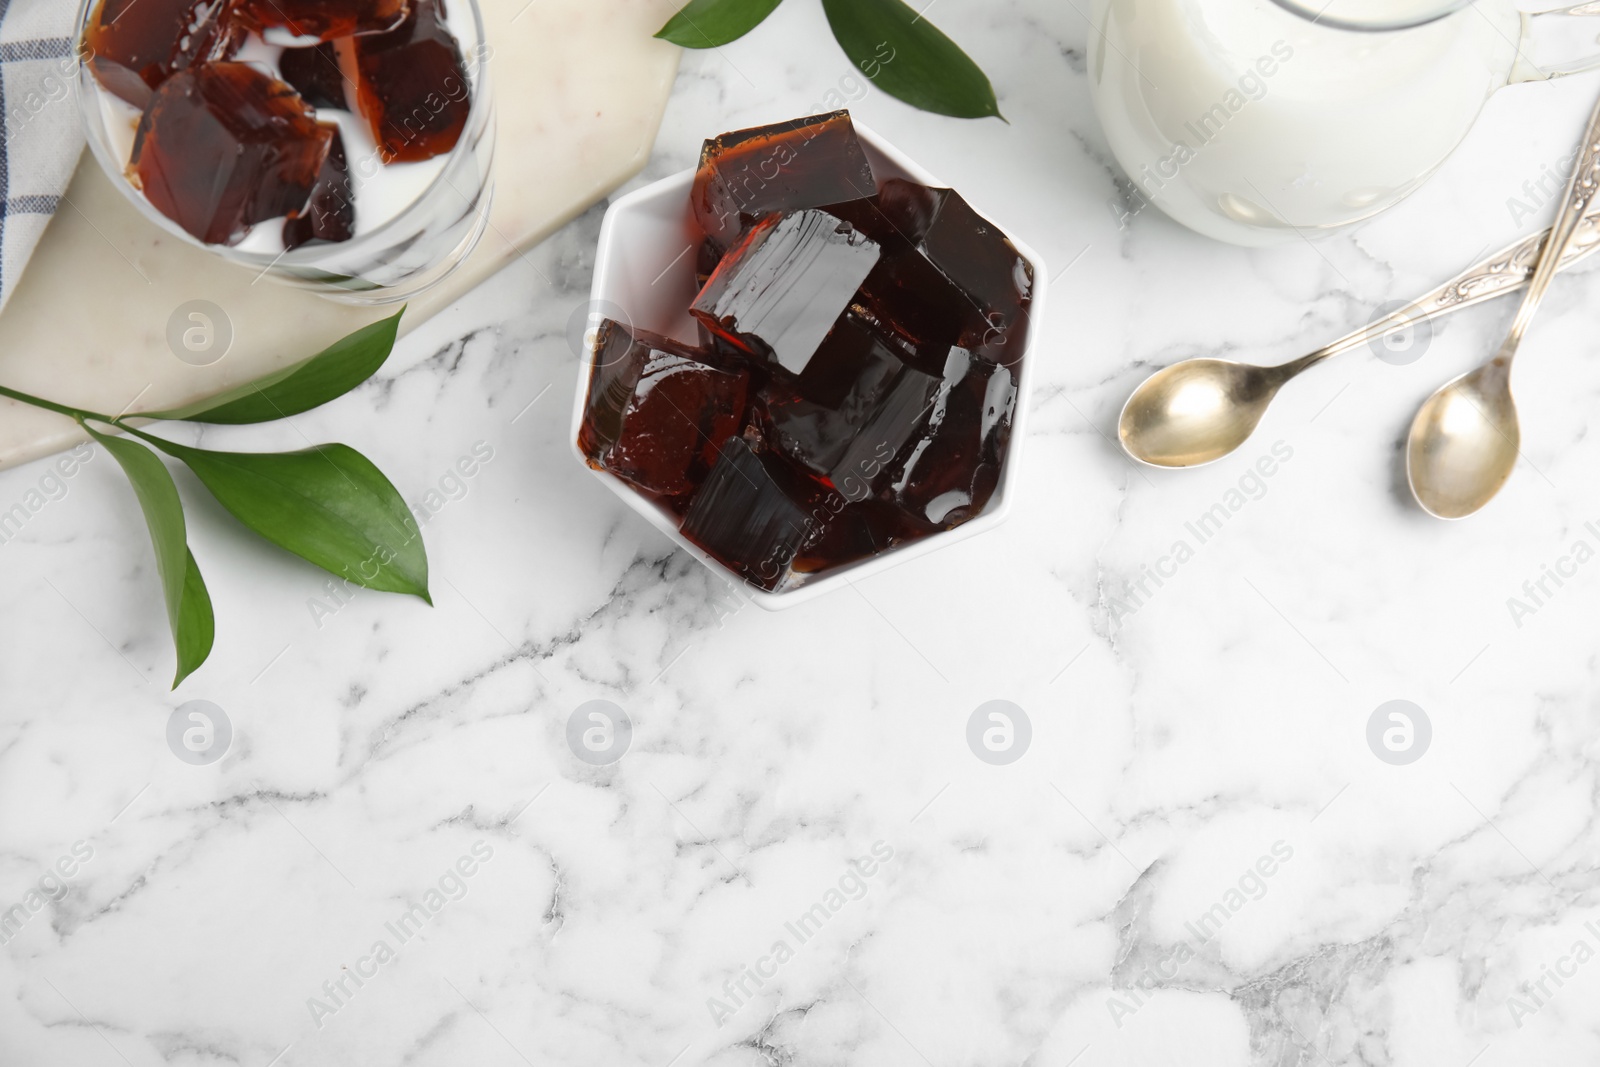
0, 309, 426, 688
656, 0, 1003, 121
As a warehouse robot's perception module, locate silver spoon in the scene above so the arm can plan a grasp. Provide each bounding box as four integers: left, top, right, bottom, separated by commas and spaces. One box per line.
1407, 93, 1600, 519
1119, 199, 1600, 469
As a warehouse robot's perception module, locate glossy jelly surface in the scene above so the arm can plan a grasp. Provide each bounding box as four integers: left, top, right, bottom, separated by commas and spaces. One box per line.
692, 210, 880, 376
691, 110, 877, 253
282, 125, 355, 250
84, 0, 244, 108
578, 321, 750, 501
348, 0, 471, 163
278, 43, 349, 110
132, 63, 332, 246
681, 437, 819, 591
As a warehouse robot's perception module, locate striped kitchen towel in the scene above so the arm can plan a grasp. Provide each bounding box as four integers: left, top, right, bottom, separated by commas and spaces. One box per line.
0, 0, 85, 315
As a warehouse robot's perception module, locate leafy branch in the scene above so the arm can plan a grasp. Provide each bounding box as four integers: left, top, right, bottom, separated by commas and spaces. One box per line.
0, 309, 426, 688
656, 0, 1003, 121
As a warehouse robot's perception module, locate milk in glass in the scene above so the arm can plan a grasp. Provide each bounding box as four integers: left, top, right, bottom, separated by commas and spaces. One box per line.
1088, 0, 1522, 244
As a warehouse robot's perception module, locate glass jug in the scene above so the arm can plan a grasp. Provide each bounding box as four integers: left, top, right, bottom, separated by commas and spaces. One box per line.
1088, 0, 1600, 245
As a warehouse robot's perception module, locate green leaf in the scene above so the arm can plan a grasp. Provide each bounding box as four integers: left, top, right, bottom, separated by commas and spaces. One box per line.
175, 549, 217, 686
655, 0, 784, 47
84, 427, 215, 688
145, 437, 430, 603
142, 309, 405, 425
821, 0, 1002, 120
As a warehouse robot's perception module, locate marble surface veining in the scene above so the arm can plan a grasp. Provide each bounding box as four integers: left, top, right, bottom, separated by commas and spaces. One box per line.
3, 1, 1600, 1064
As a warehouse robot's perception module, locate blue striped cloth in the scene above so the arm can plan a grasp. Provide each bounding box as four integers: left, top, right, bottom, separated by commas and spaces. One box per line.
0, 0, 84, 314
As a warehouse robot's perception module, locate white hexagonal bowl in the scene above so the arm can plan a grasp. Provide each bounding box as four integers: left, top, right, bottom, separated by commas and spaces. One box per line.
569, 122, 1048, 610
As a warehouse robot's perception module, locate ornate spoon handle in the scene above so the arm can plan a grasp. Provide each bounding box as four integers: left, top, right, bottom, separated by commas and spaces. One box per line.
1498, 93, 1600, 358
1281, 210, 1600, 375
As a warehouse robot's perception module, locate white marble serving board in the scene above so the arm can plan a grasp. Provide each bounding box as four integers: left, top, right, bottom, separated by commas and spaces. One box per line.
0, 0, 681, 471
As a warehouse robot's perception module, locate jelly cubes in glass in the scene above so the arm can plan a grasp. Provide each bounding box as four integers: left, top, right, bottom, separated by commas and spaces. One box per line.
278, 44, 348, 110
85, 0, 244, 109
282, 125, 356, 250
132, 63, 333, 247
85, 0, 473, 247
579, 111, 1033, 593
347, 0, 472, 162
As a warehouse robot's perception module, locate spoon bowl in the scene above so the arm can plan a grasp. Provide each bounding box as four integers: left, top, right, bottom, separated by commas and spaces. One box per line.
1403, 89, 1600, 517
1118, 359, 1287, 467
1405, 358, 1519, 519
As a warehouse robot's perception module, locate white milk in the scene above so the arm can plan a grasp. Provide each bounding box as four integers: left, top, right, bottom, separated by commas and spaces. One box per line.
1088, 0, 1522, 244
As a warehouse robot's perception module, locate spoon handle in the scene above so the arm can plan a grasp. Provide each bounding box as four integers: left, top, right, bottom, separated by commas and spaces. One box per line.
1284, 201, 1600, 377
1499, 94, 1600, 357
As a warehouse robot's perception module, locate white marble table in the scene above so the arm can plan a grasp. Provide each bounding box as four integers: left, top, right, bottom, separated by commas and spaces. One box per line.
4, 3, 1600, 1065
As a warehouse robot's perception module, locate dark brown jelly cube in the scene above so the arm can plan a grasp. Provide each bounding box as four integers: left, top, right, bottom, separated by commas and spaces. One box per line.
347, 0, 471, 163
793, 309, 911, 408
820, 179, 940, 251
279, 44, 349, 110
283, 125, 355, 250
691, 110, 877, 252
234, 0, 409, 40
691, 210, 880, 377
84, 0, 244, 108
828, 365, 942, 502
681, 437, 818, 591
760, 393, 880, 484
759, 314, 934, 494
132, 63, 332, 246
855, 250, 975, 371
889, 349, 1018, 528
882, 180, 1034, 366
579, 321, 749, 499
609, 358, 749, 499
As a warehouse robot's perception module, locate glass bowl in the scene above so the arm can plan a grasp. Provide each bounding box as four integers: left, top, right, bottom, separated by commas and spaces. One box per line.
73, 0, 496, 304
